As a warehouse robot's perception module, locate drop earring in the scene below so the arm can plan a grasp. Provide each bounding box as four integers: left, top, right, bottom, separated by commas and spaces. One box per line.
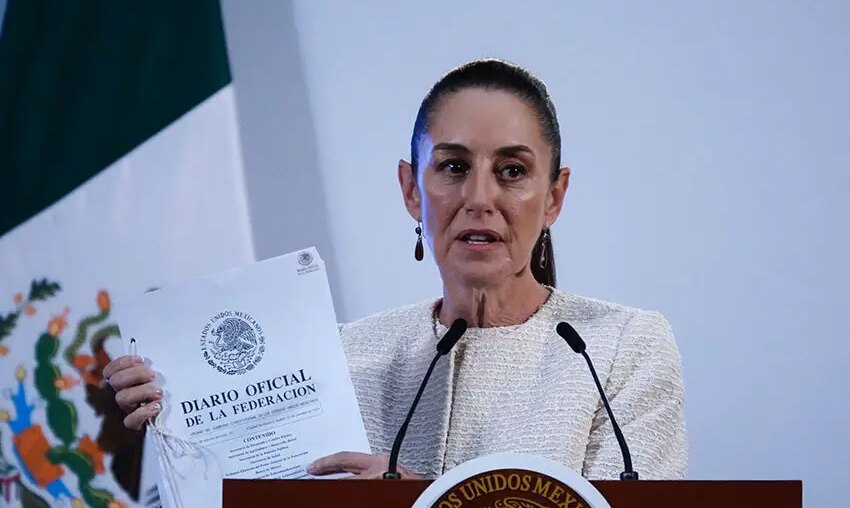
414, 222, 424, 261
539, 228, 550, 269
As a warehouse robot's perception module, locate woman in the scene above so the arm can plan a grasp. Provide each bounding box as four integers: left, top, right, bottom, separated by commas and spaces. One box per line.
104, 59, 686, 481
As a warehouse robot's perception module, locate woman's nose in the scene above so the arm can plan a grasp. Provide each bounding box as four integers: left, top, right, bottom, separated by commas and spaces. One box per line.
461, 168, 497, 216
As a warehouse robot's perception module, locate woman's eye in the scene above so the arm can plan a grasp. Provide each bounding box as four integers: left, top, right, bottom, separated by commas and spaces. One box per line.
438, 160, 469, 175
498, 165, 526, 180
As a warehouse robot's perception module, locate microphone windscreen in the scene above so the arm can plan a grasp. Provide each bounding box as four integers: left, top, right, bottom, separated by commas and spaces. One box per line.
556, 321, 586, 354
437, 318, 468, 355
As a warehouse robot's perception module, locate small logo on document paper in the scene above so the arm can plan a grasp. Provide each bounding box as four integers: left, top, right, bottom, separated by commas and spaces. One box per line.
200, 311, 266, 375
297, 251, 313, 266
296, 250, 319, 275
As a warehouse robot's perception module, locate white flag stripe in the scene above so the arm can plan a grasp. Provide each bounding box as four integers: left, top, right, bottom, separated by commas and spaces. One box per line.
0, 84, 253, 507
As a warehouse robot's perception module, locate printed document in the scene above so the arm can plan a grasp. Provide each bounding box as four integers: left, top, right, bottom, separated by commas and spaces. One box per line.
114, 248, 370, 508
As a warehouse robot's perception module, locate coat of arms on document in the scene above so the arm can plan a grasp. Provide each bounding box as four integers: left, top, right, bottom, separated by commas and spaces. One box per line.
200, 311, 266, 375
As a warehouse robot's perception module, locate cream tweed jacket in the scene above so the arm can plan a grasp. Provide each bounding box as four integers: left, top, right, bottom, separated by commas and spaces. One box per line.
339, 289, 687, 480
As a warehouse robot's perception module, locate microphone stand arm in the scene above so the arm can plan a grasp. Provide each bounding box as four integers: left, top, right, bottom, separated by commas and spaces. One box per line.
383, 353, 442, 479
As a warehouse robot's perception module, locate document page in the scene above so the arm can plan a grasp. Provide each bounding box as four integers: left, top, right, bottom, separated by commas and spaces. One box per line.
114, 247, 370, 508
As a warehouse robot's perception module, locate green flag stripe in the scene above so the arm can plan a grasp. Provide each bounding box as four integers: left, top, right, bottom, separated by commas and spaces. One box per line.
0, 0, 232, 237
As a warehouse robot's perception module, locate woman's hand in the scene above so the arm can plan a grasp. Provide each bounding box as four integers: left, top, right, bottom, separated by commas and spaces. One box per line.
102, 355, 163, 430
307, 452, 420, 479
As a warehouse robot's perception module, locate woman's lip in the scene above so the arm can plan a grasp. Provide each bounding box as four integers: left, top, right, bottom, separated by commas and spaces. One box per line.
456, 229, 503, 241
455, 239, 502, 251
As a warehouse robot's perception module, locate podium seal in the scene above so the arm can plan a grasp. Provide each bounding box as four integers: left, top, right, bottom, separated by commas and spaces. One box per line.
413, 453, 611, 508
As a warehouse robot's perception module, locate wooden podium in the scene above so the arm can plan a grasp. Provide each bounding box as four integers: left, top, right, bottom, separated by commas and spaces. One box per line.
223, 479, 802, 507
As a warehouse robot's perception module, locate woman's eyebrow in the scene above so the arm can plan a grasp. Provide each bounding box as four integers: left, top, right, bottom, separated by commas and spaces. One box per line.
496, 144, 534, 158
431, 143, 534, 158
432, 142, 471, 154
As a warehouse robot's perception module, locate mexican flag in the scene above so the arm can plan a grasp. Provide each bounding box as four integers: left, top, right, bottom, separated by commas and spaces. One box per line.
0, 2, 254, 507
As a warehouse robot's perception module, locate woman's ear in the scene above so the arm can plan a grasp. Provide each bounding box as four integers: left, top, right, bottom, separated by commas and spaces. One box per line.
544, 166, 571, 225
398, 159, 422, 221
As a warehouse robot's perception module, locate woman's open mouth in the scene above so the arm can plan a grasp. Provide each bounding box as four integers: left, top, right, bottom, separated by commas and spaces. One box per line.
456, 229, 503, 249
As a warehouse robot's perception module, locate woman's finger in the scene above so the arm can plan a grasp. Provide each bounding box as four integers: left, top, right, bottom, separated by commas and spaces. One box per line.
398, 464, 421, 480
103, 355, 145, 380
307, 452, 373, 475
109, 365, 156, 392
115, 382, 163, 414
351, 471, 382, 480
123, 402, 161, 430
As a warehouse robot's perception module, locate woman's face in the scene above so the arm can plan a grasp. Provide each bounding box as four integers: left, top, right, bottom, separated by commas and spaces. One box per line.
400, 88, 569, 288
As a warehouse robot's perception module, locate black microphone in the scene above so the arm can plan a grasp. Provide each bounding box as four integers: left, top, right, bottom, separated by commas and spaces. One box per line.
556, 321, 639, 481
383, 318, 468, 479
